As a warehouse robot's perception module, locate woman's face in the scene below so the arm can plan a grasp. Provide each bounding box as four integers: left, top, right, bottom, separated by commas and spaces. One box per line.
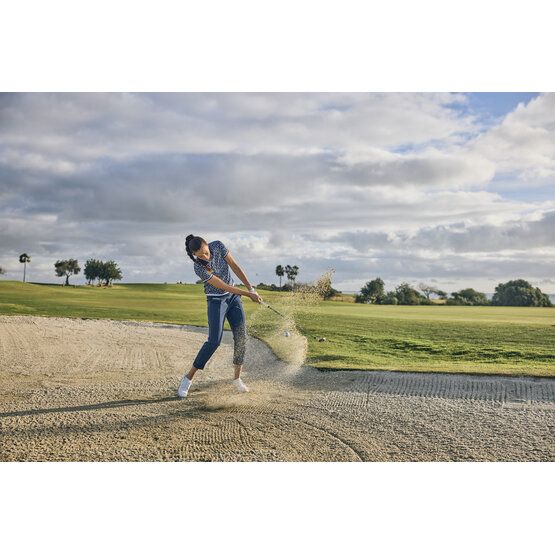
194, 243, 211, 261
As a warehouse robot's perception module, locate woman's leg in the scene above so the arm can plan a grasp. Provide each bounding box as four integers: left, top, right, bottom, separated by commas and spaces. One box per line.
185, 365, 199, 381
226, 295, 247, 379
179, 297, 228, 397
191, 297, 227, 375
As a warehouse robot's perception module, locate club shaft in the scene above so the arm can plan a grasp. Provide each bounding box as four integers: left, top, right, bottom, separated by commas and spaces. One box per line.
261, 301, 286, 318
269, 306, 285, 317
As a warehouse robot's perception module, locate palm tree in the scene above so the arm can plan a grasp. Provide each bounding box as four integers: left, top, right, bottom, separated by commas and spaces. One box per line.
290, 265, 299, 286
275, 265, 285, 289
19, 253, 31, 282
285, 264, 299, 287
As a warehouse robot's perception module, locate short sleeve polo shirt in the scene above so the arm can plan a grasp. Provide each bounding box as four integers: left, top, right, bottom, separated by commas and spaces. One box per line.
193, 240, 234, 296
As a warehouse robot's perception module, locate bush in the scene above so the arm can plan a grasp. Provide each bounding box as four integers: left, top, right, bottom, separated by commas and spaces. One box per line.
83, 258, 122, 286
381, 292, 398, 305
255, 282, 292, 291
491, 279, 552, 307
446, 298, 471, 306
395, 282, 423, 305
450, 288, 489, 306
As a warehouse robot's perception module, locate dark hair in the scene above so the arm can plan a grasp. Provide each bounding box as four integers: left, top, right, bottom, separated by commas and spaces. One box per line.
185, 235, 207, 264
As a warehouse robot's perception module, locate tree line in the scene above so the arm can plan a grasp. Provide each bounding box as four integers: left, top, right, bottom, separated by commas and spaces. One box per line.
2, 255, 552, 307
355, 278, 552, 307
194, 261, 552, 307
275, 265, 299, 289
0, 254, 123, 286
256, 266, 342, 299
251, 265, 301, 292
194, 263, 301, 289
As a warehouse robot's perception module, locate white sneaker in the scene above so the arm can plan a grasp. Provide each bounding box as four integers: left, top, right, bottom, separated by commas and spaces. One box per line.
177, 375, 192, 398
233, 378, 249, 393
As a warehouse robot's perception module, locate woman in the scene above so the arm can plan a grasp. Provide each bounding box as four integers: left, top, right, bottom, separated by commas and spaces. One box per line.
177, 235, 263, 398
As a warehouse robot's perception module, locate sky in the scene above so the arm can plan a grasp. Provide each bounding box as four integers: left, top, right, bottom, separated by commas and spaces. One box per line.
0, 92, 554, 294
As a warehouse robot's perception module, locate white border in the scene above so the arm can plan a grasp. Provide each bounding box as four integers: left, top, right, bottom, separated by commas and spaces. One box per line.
1, 1, 553, 553
1, 0, 554, 91
1, 462, 553, 554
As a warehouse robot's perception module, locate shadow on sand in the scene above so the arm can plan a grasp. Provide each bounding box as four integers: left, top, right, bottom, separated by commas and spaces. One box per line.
0, 396, 186, 419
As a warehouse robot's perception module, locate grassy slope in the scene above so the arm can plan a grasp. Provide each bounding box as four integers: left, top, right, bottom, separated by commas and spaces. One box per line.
1, 280, 553, 377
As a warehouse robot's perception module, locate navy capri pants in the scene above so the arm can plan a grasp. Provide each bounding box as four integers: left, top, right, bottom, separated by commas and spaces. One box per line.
193, 293, 247, 370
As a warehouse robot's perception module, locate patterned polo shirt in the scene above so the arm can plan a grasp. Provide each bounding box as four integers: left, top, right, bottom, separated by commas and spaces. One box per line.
193, 240, 234, 296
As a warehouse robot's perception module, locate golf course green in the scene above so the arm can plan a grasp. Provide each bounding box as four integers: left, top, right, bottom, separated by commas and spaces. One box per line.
1, 280, 553, 377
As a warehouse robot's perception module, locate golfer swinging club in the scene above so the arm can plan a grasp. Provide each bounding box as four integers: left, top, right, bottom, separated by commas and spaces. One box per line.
177, 235, 263, 398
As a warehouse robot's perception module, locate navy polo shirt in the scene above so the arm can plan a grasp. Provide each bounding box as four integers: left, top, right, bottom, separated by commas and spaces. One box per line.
193, 240, 234, 296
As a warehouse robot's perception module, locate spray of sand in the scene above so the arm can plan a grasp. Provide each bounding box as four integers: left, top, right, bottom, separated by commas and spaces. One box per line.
246, 269, 335, 374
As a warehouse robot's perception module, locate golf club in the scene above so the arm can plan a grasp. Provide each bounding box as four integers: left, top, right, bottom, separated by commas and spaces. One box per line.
260, 300, 287, 318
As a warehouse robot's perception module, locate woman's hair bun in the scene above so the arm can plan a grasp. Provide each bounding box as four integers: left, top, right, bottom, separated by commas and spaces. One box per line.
185, 234, 206, 263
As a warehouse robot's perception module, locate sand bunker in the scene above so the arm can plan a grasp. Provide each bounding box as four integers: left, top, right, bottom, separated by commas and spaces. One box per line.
1, 315, 554, 462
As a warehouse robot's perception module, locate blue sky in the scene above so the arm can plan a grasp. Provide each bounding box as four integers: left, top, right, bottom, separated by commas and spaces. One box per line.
393, 93, 540, 155
0, 92, 553, 294
461, 92, 540, 121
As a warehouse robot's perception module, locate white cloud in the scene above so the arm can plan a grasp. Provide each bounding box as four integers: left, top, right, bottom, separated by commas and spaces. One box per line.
0, 92, 477, 161
333, 146, 495, 188
317, 210, 555, 254
469, 92, 555, 182
0, 92, 553, 292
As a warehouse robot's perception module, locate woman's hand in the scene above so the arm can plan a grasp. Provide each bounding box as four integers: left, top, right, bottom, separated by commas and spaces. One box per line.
248, 290, 262, 303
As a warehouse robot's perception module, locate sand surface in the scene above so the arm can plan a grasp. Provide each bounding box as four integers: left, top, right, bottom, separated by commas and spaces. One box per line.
1, 315, 553, 461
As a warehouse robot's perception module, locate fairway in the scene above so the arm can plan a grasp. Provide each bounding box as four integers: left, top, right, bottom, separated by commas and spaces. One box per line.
1, 280, 554, 377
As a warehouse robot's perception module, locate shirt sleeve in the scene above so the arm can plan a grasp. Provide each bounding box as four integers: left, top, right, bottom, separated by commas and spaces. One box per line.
214, 240, 229, 258
194, 262, 213, 283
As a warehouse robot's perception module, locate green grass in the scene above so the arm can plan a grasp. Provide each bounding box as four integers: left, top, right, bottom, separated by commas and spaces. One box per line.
297, 303, 554, 376
1, 280, 554, 377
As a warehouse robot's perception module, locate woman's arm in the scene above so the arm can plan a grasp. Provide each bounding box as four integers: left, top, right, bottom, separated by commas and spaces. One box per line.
206, 274, 262, 303
224, 252, 254, 290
